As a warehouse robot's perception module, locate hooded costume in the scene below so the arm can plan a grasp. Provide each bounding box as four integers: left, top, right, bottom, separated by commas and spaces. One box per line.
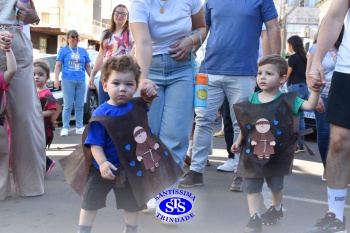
60, 97, 183, 207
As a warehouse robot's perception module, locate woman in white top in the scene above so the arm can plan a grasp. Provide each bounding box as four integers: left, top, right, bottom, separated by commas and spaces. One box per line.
129, 0, 206, 214
306, 26, 344, 181
89, 4, 135, 105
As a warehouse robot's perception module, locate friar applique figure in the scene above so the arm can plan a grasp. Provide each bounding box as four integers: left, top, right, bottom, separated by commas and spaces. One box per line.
134, 126, 161, 172
251, 118, 276, 160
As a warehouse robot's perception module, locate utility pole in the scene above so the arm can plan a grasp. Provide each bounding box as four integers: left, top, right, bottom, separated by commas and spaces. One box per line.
279, 0, 304, 57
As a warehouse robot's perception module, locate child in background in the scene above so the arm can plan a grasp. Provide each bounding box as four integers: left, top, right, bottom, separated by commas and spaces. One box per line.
78, 56, 182, 233
34, 60, 58, 176
231, 54, 319, 233
0, 44, 17, 200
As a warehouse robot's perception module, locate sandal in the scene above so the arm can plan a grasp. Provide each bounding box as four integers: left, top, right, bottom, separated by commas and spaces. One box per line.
213, 131, 224, 137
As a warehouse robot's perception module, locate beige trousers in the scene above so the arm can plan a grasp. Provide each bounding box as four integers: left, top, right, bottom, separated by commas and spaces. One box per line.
0, 29, 46, 197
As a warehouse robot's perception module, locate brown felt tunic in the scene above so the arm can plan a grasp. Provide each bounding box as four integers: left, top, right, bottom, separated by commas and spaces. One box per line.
233, 93, 299, 178
60, 97, 183, 207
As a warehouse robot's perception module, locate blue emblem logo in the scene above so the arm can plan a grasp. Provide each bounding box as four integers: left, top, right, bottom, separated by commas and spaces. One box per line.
159, 197, 192, 215
153, 189, 196, 223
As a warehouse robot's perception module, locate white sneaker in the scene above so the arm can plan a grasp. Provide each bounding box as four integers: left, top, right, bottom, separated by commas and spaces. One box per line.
76, 127, 85, 134
142, 198, 157, 215
217, 158, 236, 172
60, 128, 69, 136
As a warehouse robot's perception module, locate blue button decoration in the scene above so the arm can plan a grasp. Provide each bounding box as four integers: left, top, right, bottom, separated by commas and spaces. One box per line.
280, 143, 283, 147
276, 130, 282, 135
246, 149, 250, 153
130, 160, 136, 167
151, 129, 155, 135
137, 171, 142, 176
248, 138, 251, 143
247, 125, 251, 129
125, 144, 131, 150
274, 120, 279, 125
164, 151, 168, 156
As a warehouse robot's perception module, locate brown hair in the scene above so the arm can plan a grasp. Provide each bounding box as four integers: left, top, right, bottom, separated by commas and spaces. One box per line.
101, 55, 141, 83
258, 54, 288, 77
34, 59, 51, 80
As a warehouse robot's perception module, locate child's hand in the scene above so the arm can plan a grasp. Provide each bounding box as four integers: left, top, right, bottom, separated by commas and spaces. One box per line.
140, 79, 158, 102
0, 31, 14, 52
99, 161, 117, 180
231, 141, 242, 153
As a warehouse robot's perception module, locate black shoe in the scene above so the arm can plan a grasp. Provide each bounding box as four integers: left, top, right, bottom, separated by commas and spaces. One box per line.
305, 212, 346, 233
179, 170, 203, 188
261, 205, 283, 225
244, 214, 262, 233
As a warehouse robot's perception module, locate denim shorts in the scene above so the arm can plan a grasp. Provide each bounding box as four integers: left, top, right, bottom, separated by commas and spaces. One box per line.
81, 166, 146, 212
245, 176, 284, 193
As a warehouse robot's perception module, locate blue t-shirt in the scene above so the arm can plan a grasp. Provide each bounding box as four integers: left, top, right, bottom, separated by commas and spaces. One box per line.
84, 101, 133, 170
200, 0, 278, 76
57, 46, 91, 81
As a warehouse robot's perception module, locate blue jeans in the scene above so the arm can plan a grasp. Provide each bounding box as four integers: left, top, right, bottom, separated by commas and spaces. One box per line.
61, 79, 86, 129
98, 80, 109, 106
191, 74, 256, 173
286, 83, 309, 146
314, 97, 330, 167
148, 54, 194, 171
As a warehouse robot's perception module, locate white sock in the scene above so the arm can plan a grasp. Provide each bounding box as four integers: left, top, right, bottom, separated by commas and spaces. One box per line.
328, 187, 347, 222
274, 204, 282, 211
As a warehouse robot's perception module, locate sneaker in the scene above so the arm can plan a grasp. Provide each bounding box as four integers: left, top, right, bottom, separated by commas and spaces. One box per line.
179, 170, 203, 188
322, 170, 327, 182
244, 214, 262, 233
213, 131, 224, 137
76, 127, 85, 134
60, 128, 69, 136
295, 145, 305, 154
45, 159, 56, 177
261, 205, 283, 225
305, 212, 347, 233
217, 158, 236, 172
230, 174, 243, 192
142, 198, 157, 215
184, 155, 191, 166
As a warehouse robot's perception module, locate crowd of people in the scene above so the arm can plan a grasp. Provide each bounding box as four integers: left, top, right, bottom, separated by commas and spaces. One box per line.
1, 0, 350, 233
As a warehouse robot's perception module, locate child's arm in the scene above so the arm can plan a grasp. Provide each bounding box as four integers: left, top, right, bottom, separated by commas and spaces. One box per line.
231, 132, 243, 154
4, 49, 17, 84
300, 89, 320, 111
42, 110, 55, 118
140, 79, 159, 108
91, 145, 117, 180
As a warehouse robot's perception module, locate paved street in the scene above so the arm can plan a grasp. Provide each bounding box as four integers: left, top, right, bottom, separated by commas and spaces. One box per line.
1, 122, 350, 233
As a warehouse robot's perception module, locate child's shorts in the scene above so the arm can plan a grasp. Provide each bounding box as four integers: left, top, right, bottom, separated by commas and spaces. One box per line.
245, 176, 284, 193
81, 165, 147, 212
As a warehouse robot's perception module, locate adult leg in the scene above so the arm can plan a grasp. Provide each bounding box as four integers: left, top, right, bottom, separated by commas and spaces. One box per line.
0, 125, 10, 200
190, 74, 225, 173
61, 79, 76, 130
326, 124, 350, 219
314, 97, 330, 169
74, 80, 86, 129
4, 30, 45, 196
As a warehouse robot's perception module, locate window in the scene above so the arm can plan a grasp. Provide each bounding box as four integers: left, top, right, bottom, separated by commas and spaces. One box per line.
41, 12, 50, 24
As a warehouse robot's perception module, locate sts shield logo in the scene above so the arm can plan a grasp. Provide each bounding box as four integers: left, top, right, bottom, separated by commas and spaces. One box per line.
154, 189, 196, 223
